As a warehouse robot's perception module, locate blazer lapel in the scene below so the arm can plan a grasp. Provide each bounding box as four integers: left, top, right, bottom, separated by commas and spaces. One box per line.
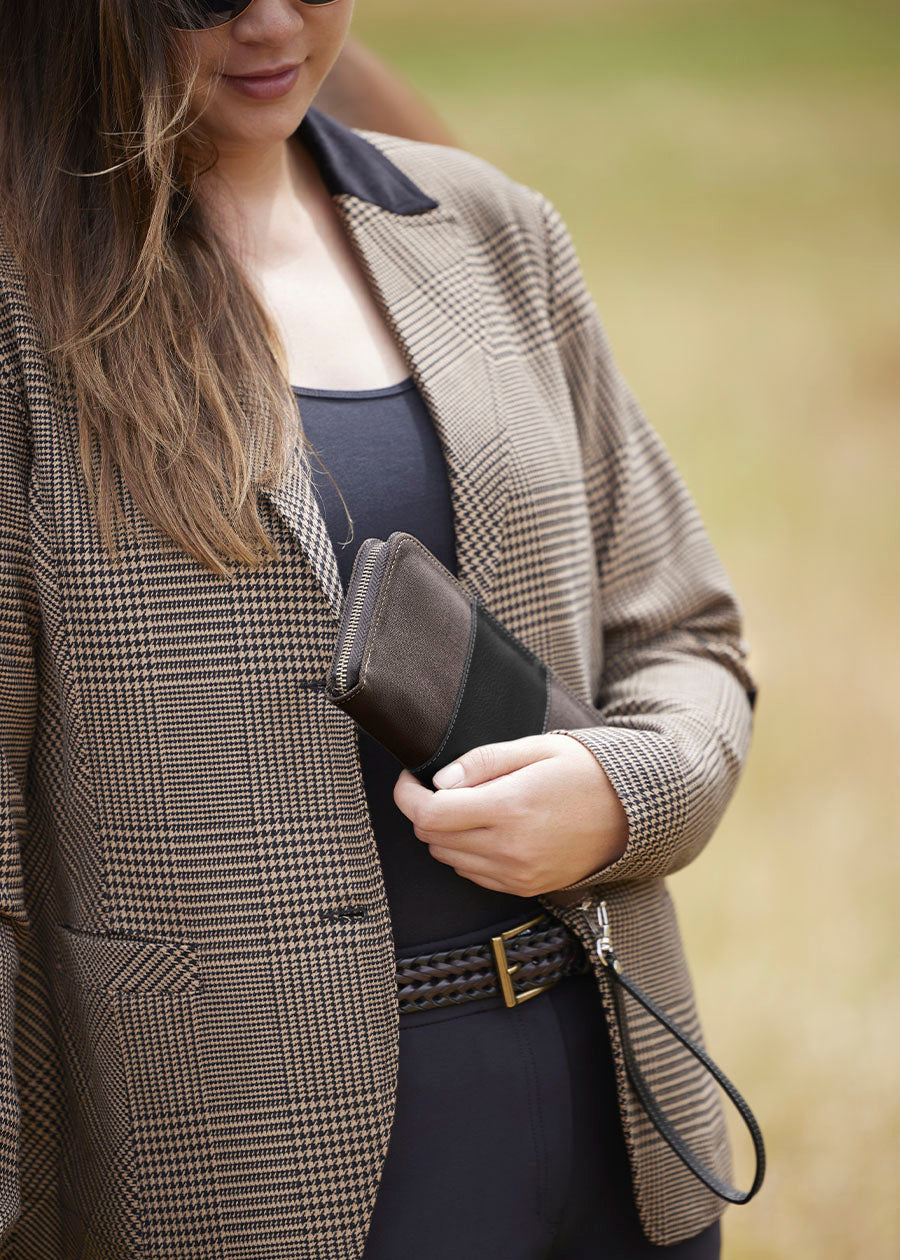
336, 197, 511, 609
258, 111, 511, 626
260, 445, 346, 621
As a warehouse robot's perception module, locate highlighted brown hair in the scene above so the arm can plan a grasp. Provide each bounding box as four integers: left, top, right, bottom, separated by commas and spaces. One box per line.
0, 0, 337, 577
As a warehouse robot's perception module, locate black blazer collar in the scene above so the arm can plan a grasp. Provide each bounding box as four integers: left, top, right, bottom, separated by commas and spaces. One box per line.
294, 107, 439, 215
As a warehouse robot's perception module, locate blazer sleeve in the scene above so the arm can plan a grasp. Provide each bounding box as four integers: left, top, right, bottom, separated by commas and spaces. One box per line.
532, 191, 758, 892
0, 382, 35, 1236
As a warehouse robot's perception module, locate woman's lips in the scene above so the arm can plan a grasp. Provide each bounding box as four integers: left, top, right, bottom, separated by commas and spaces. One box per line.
222, 64, 301, 100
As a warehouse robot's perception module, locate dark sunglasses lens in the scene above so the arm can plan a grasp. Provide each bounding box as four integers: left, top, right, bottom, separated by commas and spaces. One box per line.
165, 1, 256, 31
166, 0, 337, 28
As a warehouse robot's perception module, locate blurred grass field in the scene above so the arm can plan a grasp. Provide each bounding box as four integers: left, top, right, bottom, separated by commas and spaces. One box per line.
350, 2, 900, 1256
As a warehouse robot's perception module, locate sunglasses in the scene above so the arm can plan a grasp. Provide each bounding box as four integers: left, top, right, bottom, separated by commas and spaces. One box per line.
168, 0, 341, 33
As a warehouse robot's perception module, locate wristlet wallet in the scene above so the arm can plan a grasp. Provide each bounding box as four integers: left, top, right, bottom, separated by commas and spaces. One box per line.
324, 530, 600, 786
323, 529, 766, 1207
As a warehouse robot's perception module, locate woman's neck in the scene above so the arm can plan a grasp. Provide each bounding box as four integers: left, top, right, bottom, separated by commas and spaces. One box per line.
194, 135, 323, 269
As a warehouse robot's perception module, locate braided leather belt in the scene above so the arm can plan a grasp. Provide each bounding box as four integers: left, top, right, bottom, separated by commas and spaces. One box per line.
395, 912, 591, 1014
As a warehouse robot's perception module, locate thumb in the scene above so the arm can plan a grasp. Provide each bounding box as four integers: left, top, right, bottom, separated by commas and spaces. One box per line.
431, 735, 552, 789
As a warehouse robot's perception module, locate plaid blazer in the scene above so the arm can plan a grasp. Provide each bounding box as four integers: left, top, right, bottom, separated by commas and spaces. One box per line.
0, 107, 757, 1257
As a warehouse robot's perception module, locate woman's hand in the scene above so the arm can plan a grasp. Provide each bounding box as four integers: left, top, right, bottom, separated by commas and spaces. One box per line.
392, 733, 629, 896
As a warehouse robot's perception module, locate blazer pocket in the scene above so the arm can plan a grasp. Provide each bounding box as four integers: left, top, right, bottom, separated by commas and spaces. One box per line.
53, 924, 202, 994
51, 925, 206, 1256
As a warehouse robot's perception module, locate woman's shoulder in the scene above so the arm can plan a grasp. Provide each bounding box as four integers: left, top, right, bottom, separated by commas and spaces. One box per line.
351, 126, 550, 241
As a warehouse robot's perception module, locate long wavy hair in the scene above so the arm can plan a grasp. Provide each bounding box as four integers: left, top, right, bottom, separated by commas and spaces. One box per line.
0, 0, 346, 577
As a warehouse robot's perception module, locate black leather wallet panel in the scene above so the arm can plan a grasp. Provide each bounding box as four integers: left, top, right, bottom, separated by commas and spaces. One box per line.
410, 599, 550, 782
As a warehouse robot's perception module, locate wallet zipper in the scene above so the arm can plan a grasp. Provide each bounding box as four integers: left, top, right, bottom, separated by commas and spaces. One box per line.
332, 538, 387, 693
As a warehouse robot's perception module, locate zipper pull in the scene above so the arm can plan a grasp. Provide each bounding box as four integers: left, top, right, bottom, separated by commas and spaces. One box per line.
579, 898, 622, 973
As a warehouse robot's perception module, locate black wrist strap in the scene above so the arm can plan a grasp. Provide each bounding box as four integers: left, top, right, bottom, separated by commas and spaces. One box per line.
585, 901, 766, 1205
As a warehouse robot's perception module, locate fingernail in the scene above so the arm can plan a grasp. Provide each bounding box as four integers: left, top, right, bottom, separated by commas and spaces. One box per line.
433, 762, 463, 788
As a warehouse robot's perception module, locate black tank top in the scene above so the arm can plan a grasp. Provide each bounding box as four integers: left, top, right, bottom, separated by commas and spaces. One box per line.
293, 378, 545, 955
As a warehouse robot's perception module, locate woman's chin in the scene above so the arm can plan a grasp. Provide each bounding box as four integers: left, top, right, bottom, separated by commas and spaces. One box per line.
200, 105, 313, 153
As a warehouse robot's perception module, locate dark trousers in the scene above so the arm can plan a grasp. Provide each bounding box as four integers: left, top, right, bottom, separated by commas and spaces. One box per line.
363, 968, 721, 1259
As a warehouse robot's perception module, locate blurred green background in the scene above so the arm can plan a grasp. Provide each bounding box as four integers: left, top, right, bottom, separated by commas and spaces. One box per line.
350, 1, 899, 1257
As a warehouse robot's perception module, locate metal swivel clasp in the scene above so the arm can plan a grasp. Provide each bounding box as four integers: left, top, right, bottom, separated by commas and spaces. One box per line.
579, 898, 622, 973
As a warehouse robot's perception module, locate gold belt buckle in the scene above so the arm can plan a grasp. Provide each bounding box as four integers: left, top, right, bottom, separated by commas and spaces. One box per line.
490, 913, 558, 1009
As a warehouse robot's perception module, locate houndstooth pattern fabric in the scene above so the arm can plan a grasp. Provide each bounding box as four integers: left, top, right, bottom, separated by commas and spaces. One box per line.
0, 111, 756, 1256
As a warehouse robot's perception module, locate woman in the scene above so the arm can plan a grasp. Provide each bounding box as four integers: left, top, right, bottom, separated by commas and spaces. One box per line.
0, 2, 757, 1257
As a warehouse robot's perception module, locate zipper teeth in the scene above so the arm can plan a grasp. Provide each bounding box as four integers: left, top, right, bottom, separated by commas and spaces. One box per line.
334, 543, 383, 692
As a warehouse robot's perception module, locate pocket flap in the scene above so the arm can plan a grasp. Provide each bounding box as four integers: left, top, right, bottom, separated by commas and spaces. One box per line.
54, 925, 202, 994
